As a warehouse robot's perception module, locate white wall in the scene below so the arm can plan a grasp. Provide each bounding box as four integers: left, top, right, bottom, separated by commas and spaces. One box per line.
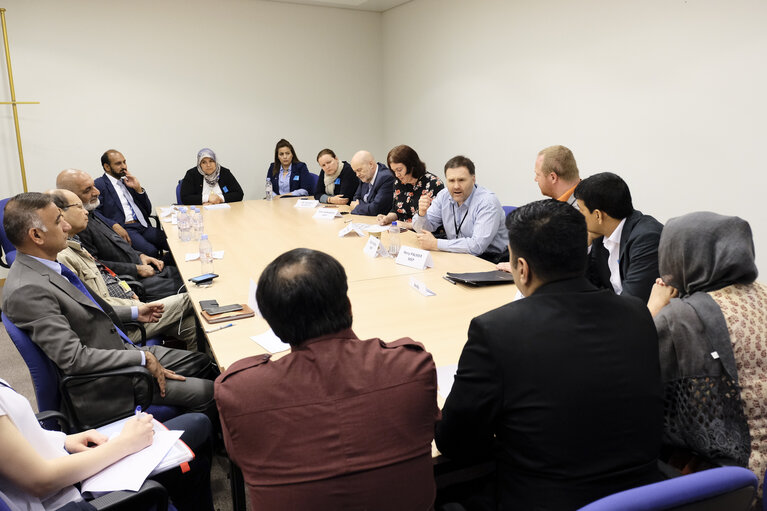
0, 0, 384, 204
383, 0, 767, 272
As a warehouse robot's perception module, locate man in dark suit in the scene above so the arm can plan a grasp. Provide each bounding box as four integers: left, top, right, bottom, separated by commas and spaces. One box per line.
1, 193, 217, 427
349, 150, 395, 216
216, 248, 439, 510
435, 199, 663, 510
94, 149, 168, 257
57, 168, 184, 301
574, 172, 663, 303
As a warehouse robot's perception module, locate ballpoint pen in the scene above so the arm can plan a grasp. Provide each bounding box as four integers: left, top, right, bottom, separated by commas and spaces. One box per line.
206, 323, 234, 334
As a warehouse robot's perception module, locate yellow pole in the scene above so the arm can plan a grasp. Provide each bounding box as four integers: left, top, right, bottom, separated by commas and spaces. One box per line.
0, 8, 29, 192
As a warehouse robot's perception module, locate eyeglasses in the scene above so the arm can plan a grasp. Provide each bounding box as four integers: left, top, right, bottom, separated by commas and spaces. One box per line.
60, 203, 84, 211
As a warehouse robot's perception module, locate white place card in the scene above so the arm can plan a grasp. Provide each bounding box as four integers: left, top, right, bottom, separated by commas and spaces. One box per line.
313, 208, 342, 220
409, 277, 436, 296
437, 364, 458, 400
248, 279, 260, 316
395, 246, 434, 269
203, 203, 230, 210
184, 251, 224, 262
364, 224, 389, 233
294, 199, 319, 209
363, 235, 390, 258
338, 223, 367, 237
250, 329, 290, 353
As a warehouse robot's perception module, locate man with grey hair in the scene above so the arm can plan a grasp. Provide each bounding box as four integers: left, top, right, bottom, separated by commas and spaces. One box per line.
349, 150, 395, 216
56, 169, 184, 301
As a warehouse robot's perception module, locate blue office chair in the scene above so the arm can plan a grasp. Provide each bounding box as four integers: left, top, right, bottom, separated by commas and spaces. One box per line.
0, 197, 17, 268
2, 312, 181, 431
578, 466, 758, 510
502, 206, 517, 216
176, 179, 182, 204
307, 172, 319, 192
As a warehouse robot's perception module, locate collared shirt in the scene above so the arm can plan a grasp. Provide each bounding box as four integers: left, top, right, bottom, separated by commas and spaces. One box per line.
603, 218, 626, 295
558, 182, 580, 210
31, 254, 144, 364
105, 173, 147, 226
363, 167, 379, 203
277, 164, 293, 195
413, 185, 509, 256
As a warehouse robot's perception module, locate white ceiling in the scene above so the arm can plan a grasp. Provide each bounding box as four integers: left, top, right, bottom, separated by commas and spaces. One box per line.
263, 0, 410, 13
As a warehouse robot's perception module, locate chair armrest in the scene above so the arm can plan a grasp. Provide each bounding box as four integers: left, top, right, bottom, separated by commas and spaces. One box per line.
147, 214, 161, 230
60, 366, 155, 430
89, 479, 168, 511
123, 321, 147, 345
35, 410, 72, 433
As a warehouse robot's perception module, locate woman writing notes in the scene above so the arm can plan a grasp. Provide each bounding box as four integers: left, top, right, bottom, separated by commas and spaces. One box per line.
377, 144, 444, 230
267, 139, 314, 197
314, 149, 360, 205
180, 148, 243, 205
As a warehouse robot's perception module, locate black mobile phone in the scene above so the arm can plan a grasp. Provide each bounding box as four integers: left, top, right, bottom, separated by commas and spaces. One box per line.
188, 273, 218, 284
199, 299, 219, 311
206, 304, 244, 316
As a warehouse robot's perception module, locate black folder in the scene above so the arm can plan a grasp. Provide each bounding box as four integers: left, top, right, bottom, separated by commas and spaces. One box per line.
444, 270, 515, 286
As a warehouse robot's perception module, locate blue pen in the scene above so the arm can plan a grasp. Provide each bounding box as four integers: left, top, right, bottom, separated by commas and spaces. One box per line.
205, 322, 234, 334
135, 406, 142, 416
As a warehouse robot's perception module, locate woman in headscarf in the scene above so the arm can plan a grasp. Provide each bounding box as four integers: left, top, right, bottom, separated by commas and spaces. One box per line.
647, 212, 767, 489
180, 148, 244, 205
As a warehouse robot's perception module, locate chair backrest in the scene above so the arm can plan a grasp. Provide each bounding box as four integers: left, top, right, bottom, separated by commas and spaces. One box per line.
502, 205, 517, 216
176, 180, 182, 204
0, 197, 18, 257
307, 172, 319, 192
578, 466, 758, 511
1, 311, 62, 414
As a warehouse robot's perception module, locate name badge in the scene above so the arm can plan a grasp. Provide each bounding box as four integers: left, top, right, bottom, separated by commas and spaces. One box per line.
313, 208, 341, 220
334, 178, 341, 185
363, 235, 390, 258
293, 175, 300, 181
222, 186, 229, 193
396, 246, 434, 270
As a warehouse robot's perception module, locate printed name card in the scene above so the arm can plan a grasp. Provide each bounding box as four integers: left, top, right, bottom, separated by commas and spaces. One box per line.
363, 235, 390, 258
409, 277, 436, 296
313, 208, 342, 220
338, 223, 367, 237
294, 199, 319, 209
395, 246, 434, 269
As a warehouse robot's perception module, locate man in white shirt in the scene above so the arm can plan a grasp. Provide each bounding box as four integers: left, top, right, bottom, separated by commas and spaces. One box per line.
94, 149, 168, 258
574, 172, 663, 302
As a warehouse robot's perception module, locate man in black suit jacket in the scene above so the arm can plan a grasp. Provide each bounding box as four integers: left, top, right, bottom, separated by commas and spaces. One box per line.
93, 149, 168, 257
57, 169, 184, 301
349, 150, 395, 216
435, 200, 663, 510
574, 172, 663, 303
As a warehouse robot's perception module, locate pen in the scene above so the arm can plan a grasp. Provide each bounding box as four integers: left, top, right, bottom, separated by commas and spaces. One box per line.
206, 323, 234, 334
135, 406, 142, 416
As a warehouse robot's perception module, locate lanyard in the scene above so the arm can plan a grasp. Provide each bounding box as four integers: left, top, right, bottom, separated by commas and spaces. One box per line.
452, 204, 469, 237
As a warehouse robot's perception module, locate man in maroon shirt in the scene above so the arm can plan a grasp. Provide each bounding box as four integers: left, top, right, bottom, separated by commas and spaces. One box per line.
215, 248, 439, 510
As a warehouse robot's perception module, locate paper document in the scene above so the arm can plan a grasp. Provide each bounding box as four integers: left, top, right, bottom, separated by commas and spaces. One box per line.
437, 364, 458, 400
81, 417, 185, 492
185, 251, 224, 261
250, 329, 290, 353
203, 203, 230, 210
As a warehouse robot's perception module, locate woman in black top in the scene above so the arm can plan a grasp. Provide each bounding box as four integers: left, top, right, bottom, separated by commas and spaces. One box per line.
314, 148, 360, 204
180, 148, 244, 205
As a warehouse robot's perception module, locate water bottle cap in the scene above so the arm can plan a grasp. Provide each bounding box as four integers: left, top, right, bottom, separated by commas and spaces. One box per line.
179, 206, 187, 212
201, 234, 208, 240
392, 221, 397, 226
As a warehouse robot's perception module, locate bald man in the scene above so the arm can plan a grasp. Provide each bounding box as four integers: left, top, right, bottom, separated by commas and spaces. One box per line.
57, 169, 185, 302
349, 150, 395, 216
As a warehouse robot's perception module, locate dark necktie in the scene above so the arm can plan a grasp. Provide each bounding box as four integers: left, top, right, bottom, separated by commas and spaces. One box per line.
58, 263, 134, 345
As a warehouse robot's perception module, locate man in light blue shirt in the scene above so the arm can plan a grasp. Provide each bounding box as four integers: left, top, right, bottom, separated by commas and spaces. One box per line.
413, 155, 509, 263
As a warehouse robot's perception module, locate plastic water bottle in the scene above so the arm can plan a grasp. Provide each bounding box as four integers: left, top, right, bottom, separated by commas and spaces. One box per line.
265, 178, 273, 201
388, 221, 400, 256
191, 207, 203, 241
177, 207, 191, 242
199, 234, 214, 274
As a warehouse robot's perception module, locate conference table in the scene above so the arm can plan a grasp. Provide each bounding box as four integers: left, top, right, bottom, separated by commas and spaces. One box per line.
161, 197, 517, 384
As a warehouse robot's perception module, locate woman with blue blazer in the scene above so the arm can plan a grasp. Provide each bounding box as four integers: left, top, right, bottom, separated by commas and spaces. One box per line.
313, 148, 360, 204
267, 139, 313, 197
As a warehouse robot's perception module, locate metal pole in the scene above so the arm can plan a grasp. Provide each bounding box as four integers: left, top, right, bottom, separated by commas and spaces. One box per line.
1, 8, 29, 192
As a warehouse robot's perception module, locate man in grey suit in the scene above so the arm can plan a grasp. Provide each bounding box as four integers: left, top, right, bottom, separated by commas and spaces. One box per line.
2, 193, 217, 427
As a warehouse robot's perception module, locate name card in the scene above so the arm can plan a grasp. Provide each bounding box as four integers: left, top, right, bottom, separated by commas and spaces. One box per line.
409, 277, 436, 296
248, 279, 260, 316
294, 199, 319, 209
363, 235, 390, 258
313, 208, 341, 220
396, 246, 434, 269
338, 223, 367, 237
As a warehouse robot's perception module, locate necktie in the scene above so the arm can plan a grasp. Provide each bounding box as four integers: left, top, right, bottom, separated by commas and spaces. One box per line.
118, 181, 147, 227
59, 264, 134, 345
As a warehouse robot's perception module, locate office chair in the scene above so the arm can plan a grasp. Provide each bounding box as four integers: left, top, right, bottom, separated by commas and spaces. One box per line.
2, 312, 181, 431
176, 179, 182, 204
502, 205, 517, 216
0, 197, 17, 269
307, 172, 319, 192
577, 466, 758, 511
